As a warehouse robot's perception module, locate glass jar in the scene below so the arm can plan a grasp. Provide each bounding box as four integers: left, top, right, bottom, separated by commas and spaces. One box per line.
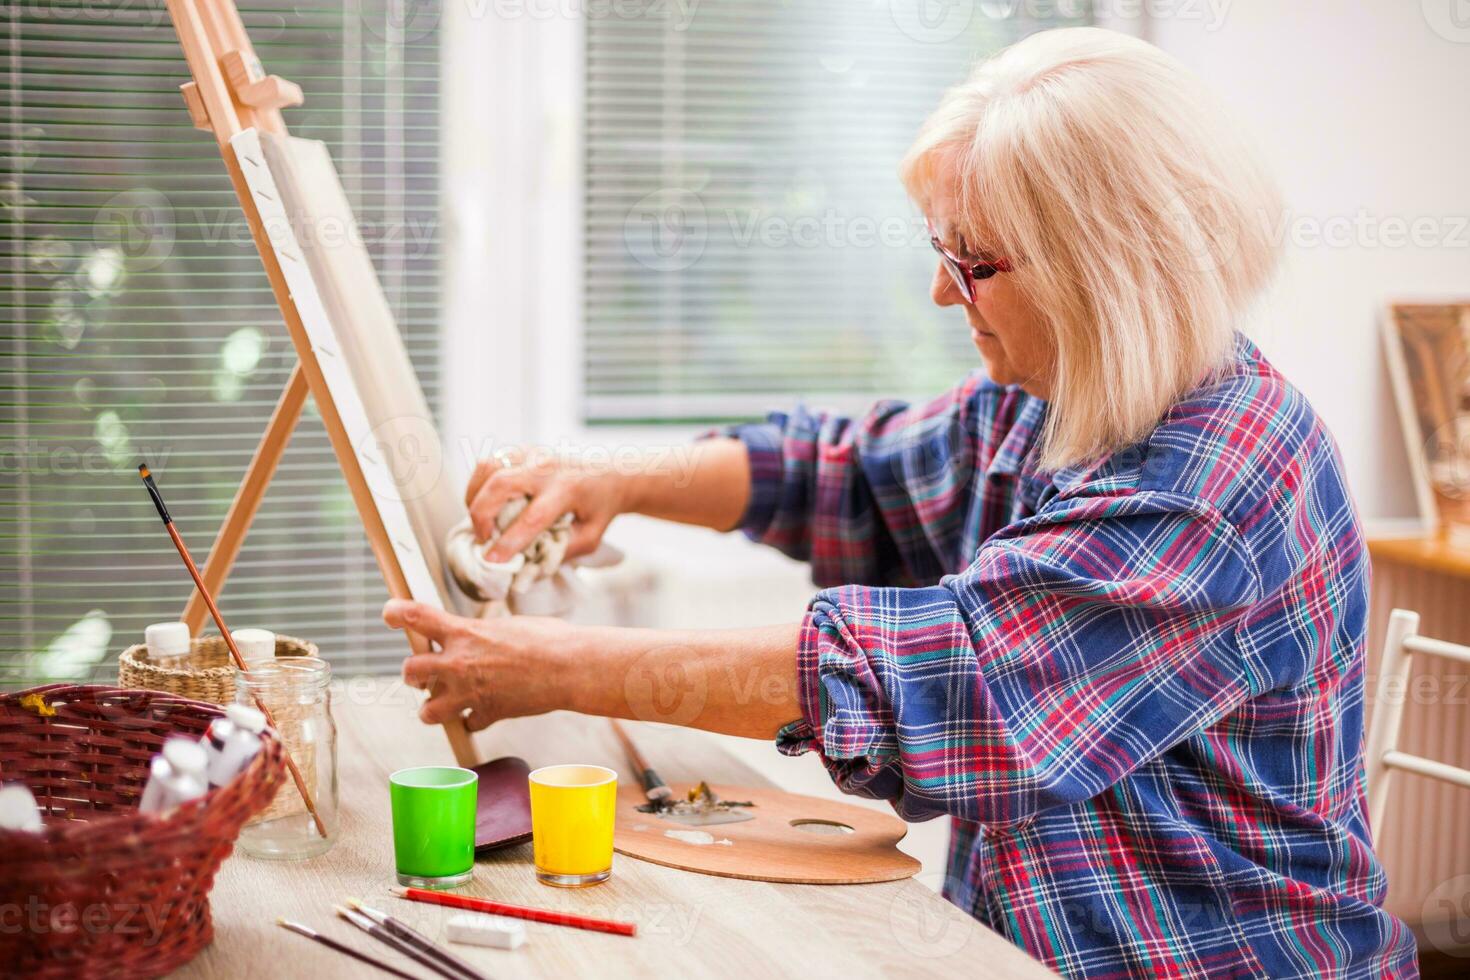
235, 656, 338, 859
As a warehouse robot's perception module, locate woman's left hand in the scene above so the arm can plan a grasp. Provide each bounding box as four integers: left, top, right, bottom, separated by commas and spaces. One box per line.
384, 598, 803, 740
382, 598, 576, 731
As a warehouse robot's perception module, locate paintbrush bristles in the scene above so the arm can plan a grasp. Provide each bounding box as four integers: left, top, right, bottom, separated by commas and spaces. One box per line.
138, 462, 171, 524
335, 904, 372, 929
345, 898, 386, 925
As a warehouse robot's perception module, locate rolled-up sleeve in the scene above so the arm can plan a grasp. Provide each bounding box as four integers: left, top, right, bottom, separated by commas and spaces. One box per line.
726, 373, 1009, 588
727, 418, 785, 542
776, 490, 1263, 825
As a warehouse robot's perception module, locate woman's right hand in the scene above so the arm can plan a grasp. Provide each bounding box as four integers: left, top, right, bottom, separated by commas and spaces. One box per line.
465, 448, 631, 562
465, 438, 752, 563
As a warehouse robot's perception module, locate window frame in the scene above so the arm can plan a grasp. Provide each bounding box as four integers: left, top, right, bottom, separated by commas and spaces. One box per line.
437, 6, 1149, 465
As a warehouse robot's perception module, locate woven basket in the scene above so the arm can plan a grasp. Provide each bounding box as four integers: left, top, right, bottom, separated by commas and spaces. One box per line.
0, 684, 286, 979
117, 633, 319, 705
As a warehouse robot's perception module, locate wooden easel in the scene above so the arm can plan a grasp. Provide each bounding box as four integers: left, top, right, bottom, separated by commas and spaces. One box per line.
163, 0, 477, 768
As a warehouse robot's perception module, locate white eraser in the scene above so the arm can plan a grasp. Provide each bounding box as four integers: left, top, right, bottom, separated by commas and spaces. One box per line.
446, 912, 526, 950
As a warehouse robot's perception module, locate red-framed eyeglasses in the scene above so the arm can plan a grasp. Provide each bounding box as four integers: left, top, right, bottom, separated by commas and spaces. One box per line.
926, 217, 1012, 303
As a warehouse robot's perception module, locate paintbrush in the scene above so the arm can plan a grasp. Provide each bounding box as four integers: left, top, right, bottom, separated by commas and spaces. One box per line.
336, 905, 475, 980
276, 919, 422, 980
138, 462, 328, 838
610, 719, 672, 806
611, 721, 751, 826
347, 898, 489, 980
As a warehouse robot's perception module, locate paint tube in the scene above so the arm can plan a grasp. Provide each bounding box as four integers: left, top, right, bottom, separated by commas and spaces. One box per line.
0, 783, 43, 832
139, 737, 210, 814
202, 703, 266, 788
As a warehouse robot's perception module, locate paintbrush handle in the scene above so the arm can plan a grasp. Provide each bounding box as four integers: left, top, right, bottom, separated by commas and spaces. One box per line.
382, 916, 489, 980
279, 923, 420, 980
610, 720, 672, 802
140, 465, 328, 839
161, 520, 329, 839
365, 922, 470, 980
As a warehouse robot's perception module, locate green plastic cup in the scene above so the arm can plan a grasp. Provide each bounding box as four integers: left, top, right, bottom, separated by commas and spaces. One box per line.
389, 766, 478, 889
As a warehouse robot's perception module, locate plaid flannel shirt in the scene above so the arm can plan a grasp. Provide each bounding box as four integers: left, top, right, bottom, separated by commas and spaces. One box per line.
730, 334, 1415, 979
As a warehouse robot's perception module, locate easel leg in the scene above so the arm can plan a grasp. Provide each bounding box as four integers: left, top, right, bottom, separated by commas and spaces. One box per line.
182, 363, 309, 634
178, 360, 479, 768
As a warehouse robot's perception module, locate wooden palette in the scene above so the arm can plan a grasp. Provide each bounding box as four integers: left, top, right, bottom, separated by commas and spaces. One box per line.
612, 782, 921, 885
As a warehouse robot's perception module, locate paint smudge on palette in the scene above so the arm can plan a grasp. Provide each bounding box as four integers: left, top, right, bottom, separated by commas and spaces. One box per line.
663, 829, 733, 847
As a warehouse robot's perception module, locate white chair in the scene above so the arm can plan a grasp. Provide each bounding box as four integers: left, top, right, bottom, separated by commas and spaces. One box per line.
1366, 608, 1470, 835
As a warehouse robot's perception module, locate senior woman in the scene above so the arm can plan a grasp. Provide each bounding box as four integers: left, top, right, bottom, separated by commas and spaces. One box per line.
384, 27, 1415, 979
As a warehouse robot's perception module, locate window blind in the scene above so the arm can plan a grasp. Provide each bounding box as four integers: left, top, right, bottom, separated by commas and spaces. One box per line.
584, 0, 1091, 423
1, 1, 442, 685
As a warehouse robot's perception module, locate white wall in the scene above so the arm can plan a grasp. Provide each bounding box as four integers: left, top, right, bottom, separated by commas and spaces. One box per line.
1149, 1, 1470, 523
438, 2, 583, 492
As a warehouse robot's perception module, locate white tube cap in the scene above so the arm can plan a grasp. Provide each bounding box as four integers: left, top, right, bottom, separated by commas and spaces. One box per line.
145, 622, 192, 660
446, 912, 526, 950
162, 737, 208, 775
232, 628, 276, 664
225, 703, 267, 734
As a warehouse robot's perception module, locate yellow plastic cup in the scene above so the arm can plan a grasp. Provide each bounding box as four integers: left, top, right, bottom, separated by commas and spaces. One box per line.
528, 764, 617, 887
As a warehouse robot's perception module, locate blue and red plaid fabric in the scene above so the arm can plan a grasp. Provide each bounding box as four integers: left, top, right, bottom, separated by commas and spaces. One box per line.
730, 334, 1416, 978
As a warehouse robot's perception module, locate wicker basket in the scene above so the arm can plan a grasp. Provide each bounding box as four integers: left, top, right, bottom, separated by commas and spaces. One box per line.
0, 684, 286, 979
117, 633, 319, 705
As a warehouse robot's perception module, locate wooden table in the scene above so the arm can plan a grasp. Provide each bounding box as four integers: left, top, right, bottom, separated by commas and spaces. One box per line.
1368, 532, 1470, 581
180, 677, 1054, 978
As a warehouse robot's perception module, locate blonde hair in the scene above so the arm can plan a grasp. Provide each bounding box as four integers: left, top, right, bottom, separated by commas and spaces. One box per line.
901, 27, 1282, 470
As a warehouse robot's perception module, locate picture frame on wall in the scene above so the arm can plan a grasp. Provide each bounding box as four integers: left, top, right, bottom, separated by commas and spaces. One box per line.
1382, 301, 1470, 540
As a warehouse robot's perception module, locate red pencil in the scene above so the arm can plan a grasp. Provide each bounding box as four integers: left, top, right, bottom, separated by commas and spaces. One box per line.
392, 886, 637, 938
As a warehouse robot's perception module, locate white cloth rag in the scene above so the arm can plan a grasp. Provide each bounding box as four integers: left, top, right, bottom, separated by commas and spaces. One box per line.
444, 497, 621, 618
